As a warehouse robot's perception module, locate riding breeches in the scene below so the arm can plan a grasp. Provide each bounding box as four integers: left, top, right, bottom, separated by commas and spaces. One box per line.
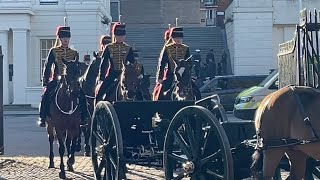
39, 80, 58, 118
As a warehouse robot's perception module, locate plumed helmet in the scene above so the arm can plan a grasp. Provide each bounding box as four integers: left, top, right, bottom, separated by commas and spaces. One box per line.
56, 26, 71, 38
112, 23, 126, 36
170, 27, 183, 38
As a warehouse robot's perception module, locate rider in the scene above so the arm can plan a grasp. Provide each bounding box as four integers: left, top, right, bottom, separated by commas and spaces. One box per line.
193, 49, 202, 78
96, 23, 135, 102
98, 35, 112, 57
155, 27, 191, 94
37, 26, 89, 127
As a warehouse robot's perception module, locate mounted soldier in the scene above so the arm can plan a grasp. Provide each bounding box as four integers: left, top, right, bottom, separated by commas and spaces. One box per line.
98, 35, 112, 57
96, 23, 135, 102
38, 26, 89, 127
132, 51, 144, 79
154, 26, 201, 100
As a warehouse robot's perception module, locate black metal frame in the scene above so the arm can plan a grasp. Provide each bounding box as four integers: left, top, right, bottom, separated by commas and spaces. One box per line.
278, 8, 320, 88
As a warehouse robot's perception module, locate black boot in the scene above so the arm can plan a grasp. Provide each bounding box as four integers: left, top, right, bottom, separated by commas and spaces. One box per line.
38, 102, 46, 127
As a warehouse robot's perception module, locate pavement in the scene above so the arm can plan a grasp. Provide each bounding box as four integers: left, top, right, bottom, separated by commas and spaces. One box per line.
0, 110, 289, 180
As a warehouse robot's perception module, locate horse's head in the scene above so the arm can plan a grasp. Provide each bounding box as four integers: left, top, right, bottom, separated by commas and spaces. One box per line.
122, 63, 140, 99
173, 56, 194, 100
139, 73, 151, 91
62, 56, 82, 95
174, 56, 193, 86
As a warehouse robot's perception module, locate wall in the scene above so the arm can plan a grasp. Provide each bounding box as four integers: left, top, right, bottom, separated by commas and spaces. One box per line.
225, 0, 274, 75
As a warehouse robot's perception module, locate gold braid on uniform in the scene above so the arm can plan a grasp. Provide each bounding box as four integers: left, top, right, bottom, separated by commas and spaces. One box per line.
52, 47, 78, 75
107, 43, 131, 71
166, 43, 188, 72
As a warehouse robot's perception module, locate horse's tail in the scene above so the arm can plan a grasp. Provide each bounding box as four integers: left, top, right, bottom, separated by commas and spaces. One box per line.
250, 149, 263, 179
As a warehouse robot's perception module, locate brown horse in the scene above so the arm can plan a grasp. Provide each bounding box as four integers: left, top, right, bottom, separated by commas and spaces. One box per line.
251, 85, 320, 179
46, 58, 82, 179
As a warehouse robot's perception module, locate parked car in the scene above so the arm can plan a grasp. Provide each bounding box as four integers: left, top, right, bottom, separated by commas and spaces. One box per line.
199, 75, 268, 111
233, 69, 279, 120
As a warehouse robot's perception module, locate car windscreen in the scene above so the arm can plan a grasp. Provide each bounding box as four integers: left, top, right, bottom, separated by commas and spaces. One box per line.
258, 69, 278, 87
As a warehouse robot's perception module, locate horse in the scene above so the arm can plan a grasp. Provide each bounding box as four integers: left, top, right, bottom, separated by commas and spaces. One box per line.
46, 57, 83, 179
78, 51, 101, 156
155, 56, 200, 101
121, 63, 151, 101
251, 85, 320, 180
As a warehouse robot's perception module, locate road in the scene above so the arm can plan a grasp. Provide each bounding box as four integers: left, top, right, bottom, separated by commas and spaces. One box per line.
0, 112, 290, 180
1, 112, 243, 157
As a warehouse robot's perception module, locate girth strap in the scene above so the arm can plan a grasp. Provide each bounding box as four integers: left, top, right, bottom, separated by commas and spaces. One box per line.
290, 86, 319, 139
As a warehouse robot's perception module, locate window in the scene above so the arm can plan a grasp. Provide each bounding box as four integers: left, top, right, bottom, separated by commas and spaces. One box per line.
111, 1, 120, 22
40, 0, 58, 5
207, 9, 213, 19
40, 39, 55, 80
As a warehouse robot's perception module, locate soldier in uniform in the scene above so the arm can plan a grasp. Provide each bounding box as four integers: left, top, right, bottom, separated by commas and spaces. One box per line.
96, 23, 135, 102
98, 35, 112, 57
38, 26, 88, 127
156, 27, 191, 92
155, 27, 201, 100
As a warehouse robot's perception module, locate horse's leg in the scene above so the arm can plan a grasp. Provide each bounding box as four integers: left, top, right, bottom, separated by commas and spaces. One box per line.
47, 123, 55, 168
57, 131, 66, 179
83, 125, 91, 157
66, 133, 72, 157
285, 149, 307, 180
263, 148, 286, 180
67, 129, 80, 172
74, 127, 82, 152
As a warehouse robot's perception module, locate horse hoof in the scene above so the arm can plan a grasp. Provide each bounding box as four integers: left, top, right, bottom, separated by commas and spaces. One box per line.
59, 171, 66, 179
84, 151, 90, 157
67, 165, 74, 172
48, 163, 54, 168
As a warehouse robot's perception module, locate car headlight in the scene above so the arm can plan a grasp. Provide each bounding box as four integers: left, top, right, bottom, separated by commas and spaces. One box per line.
239, 96, 253, 102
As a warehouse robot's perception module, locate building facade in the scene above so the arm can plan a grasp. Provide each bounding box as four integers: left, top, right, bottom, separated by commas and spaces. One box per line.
0, 0, 111, 107
225, 0, 320, 75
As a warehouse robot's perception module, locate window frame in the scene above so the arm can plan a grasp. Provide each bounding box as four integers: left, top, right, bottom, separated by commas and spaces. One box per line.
40, 39, 55, 81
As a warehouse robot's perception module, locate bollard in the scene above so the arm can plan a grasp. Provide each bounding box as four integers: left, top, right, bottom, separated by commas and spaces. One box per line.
0, 46, 3, 155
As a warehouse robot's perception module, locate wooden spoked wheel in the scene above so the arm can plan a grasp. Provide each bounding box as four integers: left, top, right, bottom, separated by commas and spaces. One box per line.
90, 101, 125, 180
163, 105, 234, 180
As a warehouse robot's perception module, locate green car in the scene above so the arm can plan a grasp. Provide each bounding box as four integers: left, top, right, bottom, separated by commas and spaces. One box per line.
233, 70, 278, 120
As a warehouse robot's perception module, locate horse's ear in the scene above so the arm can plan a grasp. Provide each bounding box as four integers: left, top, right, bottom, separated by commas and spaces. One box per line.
93, 51, 98, 58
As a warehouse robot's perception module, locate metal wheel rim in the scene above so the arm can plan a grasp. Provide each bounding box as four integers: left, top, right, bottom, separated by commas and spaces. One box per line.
90, 101, 124, 180
163, 105, 234, 180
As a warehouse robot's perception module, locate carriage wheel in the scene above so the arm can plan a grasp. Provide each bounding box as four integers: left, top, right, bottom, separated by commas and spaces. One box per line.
90, 101, 125, 180
163, 105, 234, 180
305, 158, 320, 179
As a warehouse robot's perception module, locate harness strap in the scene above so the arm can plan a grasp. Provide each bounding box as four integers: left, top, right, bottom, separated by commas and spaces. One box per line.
290, 86, 319, 139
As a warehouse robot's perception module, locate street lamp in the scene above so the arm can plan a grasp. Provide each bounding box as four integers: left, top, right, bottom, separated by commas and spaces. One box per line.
0, 46, 4, 155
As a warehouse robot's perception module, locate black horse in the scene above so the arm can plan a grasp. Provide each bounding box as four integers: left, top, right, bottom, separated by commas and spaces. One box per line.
78, 51, 101, 156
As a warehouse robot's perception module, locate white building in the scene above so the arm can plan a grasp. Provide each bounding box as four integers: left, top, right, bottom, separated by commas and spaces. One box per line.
0, 0, 111, 107
225, 0, 320, 75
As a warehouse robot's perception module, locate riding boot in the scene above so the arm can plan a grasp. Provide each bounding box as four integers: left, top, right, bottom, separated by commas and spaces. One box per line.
38, 96, 47, 127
